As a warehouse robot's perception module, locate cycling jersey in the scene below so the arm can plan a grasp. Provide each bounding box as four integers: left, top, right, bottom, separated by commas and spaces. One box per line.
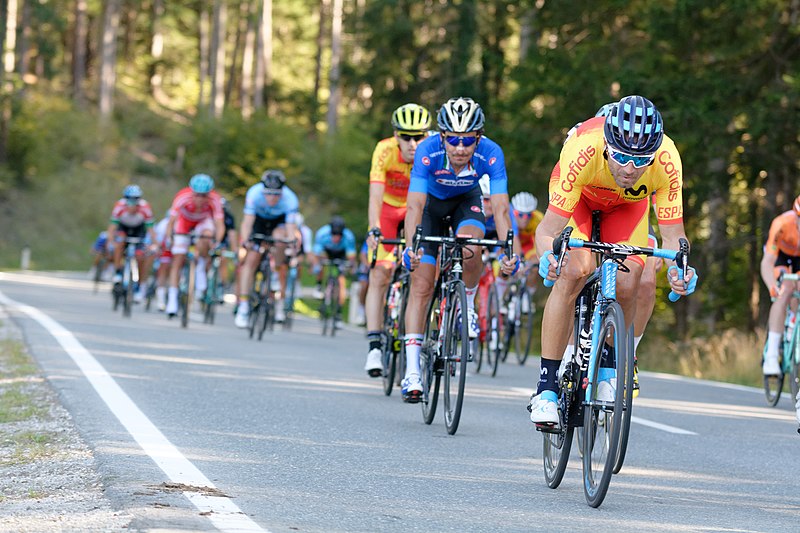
409, 135, 509, 200
765, 211, 800, 257
93, 231, 109, 253
169, 187, 223, 224
515, 209, 544, 260
484, 210, 519, 240
244, 183, 300, 222
110, 199, 155, 234
370, 137, 413, 208
549, 116, 683, 223
313, 225, 357, 257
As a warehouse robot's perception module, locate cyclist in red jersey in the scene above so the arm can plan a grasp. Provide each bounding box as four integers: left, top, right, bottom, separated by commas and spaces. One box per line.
760, 195, 800, 377
106, 184, 159, 303
164, 174, 226, 317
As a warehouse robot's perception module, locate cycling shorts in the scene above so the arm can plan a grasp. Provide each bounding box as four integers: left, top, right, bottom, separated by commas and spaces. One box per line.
419, 187, 485, 265
172, 217, 215, 254
113, 223, 146, 242
774, 250, 800, 279
568, 196, 649, 267
374, 203, 406, 267
251, 214, 287, 241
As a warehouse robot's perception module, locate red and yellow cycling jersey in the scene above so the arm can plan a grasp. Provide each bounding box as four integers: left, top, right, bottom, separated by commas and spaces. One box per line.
517, 210, 544, 260
369, 137, 413, 208
765, 211, 800, 257
548, 117, 684, 226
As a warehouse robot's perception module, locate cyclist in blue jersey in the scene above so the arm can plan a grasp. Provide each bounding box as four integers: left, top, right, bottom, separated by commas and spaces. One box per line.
311, 216, 358, 310
234, 170, 300, 328
400, 97, 520, 403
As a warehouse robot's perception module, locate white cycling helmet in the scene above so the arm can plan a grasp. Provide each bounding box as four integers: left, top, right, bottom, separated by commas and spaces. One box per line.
511, 192, 538, 213
478, 174, 491, 197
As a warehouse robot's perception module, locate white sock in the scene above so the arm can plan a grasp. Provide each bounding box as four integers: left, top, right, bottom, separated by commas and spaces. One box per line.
466, 285, 477, 312
563, 344, 575, 362
156, 286, 166, 301
195, 257, 207, 292
404, 334, 423, 377
766, 331, 781, 360
633, 335, 643, 359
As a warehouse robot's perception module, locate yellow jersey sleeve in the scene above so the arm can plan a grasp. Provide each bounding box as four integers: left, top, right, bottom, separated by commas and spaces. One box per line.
369, 137, 412, 208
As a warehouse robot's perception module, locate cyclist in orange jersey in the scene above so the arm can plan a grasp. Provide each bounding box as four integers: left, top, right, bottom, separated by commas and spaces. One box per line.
363, 103, 432, 378
529, 95, 697, 425
760, 196, 800, 377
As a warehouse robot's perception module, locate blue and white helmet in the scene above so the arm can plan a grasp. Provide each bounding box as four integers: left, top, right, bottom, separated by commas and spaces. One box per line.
604, 95, 664, 154
437, 97, 485, 133
189, 173, 215, 193
123, 184, 142, 199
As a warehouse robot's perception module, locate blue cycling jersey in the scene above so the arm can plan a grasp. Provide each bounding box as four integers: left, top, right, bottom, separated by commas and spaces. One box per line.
409, 135, 509, 200
244, 184, 300, 220
313, 225, 357, 256
485, 212, 518, 235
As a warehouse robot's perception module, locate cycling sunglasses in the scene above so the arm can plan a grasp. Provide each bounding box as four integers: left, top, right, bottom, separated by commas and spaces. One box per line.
398, 133, 426, 142
443, 134, 479, 147
607, 147, 656, 169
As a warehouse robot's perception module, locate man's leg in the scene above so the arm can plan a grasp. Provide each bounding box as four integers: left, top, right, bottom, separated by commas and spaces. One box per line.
235, 249, 259, 328
364, 264, 392, 376
402, 263, 435, 403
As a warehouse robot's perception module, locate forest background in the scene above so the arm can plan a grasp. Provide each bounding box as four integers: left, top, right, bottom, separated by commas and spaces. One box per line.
0, 0, 798, 382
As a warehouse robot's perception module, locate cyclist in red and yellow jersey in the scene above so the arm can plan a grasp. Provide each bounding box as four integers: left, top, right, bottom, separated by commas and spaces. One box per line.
364, 103, 432, 377
760, 196, 800, 376
512, 192, 544, 264
529, 95, 697, 424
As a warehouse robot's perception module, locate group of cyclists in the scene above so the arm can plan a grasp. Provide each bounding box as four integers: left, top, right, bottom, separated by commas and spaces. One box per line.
95, 92, 800, 432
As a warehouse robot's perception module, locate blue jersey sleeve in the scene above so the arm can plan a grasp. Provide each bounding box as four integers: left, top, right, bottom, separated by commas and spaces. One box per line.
312, 226, 330, 255
344, 229, 357, 255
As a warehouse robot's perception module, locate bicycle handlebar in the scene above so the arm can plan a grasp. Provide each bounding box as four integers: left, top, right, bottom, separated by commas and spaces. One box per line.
370, 238, 406, 269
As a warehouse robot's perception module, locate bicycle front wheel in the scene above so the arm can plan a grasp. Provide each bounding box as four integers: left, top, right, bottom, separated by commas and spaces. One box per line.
515, 287, 534, 365
381, 285, 398, 396
443, 282, 470, 435
486, 287, 501, 377
204, 268, 218, 325
581, 301, 626, 508
613, 324, 636, 474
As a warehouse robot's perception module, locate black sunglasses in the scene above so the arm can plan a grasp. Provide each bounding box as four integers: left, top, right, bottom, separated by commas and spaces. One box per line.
398, 133, 426, 142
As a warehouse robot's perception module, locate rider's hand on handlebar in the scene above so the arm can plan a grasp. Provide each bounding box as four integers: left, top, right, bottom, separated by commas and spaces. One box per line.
667, 265, 698, 297
402, 246, 423, 271
538, 250, 564, 285
769, 284, 780, 300
366, 227, 382, 250
498, 253, 520, 277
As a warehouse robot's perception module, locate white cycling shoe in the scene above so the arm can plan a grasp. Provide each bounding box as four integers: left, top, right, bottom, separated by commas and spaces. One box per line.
597, 377, 617, 404
762, 355, 781, 376
234, 303, 250, 328
401, 374, 423, 403
529, 391, 559, 425
364, 348, 382, 378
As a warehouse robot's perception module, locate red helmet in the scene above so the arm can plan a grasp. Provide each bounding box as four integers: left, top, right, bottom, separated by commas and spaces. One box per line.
794, 194, 800, 216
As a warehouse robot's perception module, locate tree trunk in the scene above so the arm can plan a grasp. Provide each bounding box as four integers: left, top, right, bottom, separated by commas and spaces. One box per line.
325, 0, 342, 135
0, 0, 19, 163
309, 0, 327, 136
254, 0, 271, 113
225, 0, 248, 106
99, 0, 122, 123
209, 0, 227, 118
72, 0, 89, 105
17, 0, 30, 82
149, 0, 166, 103
198, 4, 210, 109
240, 0, 256, 119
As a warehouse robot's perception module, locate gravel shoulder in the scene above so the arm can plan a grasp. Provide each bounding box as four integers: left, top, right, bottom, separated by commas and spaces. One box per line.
0, 308, 131, 532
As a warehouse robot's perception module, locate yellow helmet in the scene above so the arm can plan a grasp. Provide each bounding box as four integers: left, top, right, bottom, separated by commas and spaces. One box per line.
391, 103, 431, 133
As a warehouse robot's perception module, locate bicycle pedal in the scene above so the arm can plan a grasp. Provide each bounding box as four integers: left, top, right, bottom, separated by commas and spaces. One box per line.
535, 422, 560, 434
403, 391, 422, 404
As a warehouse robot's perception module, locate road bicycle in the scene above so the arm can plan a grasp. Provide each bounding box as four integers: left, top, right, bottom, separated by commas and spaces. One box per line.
474, 250, 502, 377
175, 240, 198, 328
247, 233, 295, 340
537, 225, 689, 508
202, 247, 237, 325
499, 269, 536, 366
370, 237, 408, 396
112, 236, 143, 318
415, 224, 513, 435
763, 272, 800, 406
282, 251, 300, 331
319, 258, 350, 336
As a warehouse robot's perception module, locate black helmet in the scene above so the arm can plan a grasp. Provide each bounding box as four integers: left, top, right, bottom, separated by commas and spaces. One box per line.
261, 169, 286, 191
330, 216, 346, 236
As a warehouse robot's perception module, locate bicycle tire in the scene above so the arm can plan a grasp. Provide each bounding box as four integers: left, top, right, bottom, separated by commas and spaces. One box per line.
381, 283, 399, 396
330, 278, 340, 337
421, 294, 441, 424
789, 328, 800, 402
395, 281, 409, 388
763, 338, 784, 406
257, 262, 272, 340
515, 287, 534, 365
612, 324, 636, 474
487, 287, 501, 377
443, 282, 469, 435
543, 425, 574, 489
93, 257, 105, 294
180, 260, 194, 329
204, 266, 218, 325
581, 301, 626, 508
283, 272, 296, 331
321, 277, 333, 336
501, 287, 515, 363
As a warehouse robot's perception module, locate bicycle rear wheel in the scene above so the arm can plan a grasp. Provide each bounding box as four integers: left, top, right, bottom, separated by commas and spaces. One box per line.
204, 267, 218, 325
613, 324, 635, 474
763, 339, 784, 406
581, 302, 626, 508
486, 287, 501, 377
543, 424, 574, 489
321, 278, 334, 335
443, 282, 470, 435
515, 287, 534, 365
421, 294, 442, 424
381, 284, 399, 396
789, 329, 800, 401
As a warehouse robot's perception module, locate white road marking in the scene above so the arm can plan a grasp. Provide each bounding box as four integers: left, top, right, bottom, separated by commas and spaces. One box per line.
630, 415, 698, 435
0, 291, 269, 533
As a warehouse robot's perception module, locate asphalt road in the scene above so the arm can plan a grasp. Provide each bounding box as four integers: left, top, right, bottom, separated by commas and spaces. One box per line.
1, 271, 798, 533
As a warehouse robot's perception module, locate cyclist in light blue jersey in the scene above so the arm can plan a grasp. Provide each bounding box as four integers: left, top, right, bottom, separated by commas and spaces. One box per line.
400, 97, 520, 403
311, 216, 357, 308
235, 170, 300, 328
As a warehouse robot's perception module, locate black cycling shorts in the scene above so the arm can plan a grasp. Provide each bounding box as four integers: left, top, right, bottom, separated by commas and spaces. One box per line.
251, 214, 286, 240
775, 250, 800, 273
419, 187, 485, 264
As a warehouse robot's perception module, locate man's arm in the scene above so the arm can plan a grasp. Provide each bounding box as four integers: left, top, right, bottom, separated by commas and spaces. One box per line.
760, 250, 778, 291
368, 182, 385, 234
239, 214, 255, 246
490, 193, 512, 241
404, 191, 426, 241
657, 221, 696, 295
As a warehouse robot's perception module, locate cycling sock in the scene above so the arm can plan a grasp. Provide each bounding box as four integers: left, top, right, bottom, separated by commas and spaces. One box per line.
404, 334, 423, 377
367, 331, 381, 351
536, 358, 561, 394
633, 335, 643, 358
465, 285, 477, 312
562, 344, 575, 362
766, 331, 782, 360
